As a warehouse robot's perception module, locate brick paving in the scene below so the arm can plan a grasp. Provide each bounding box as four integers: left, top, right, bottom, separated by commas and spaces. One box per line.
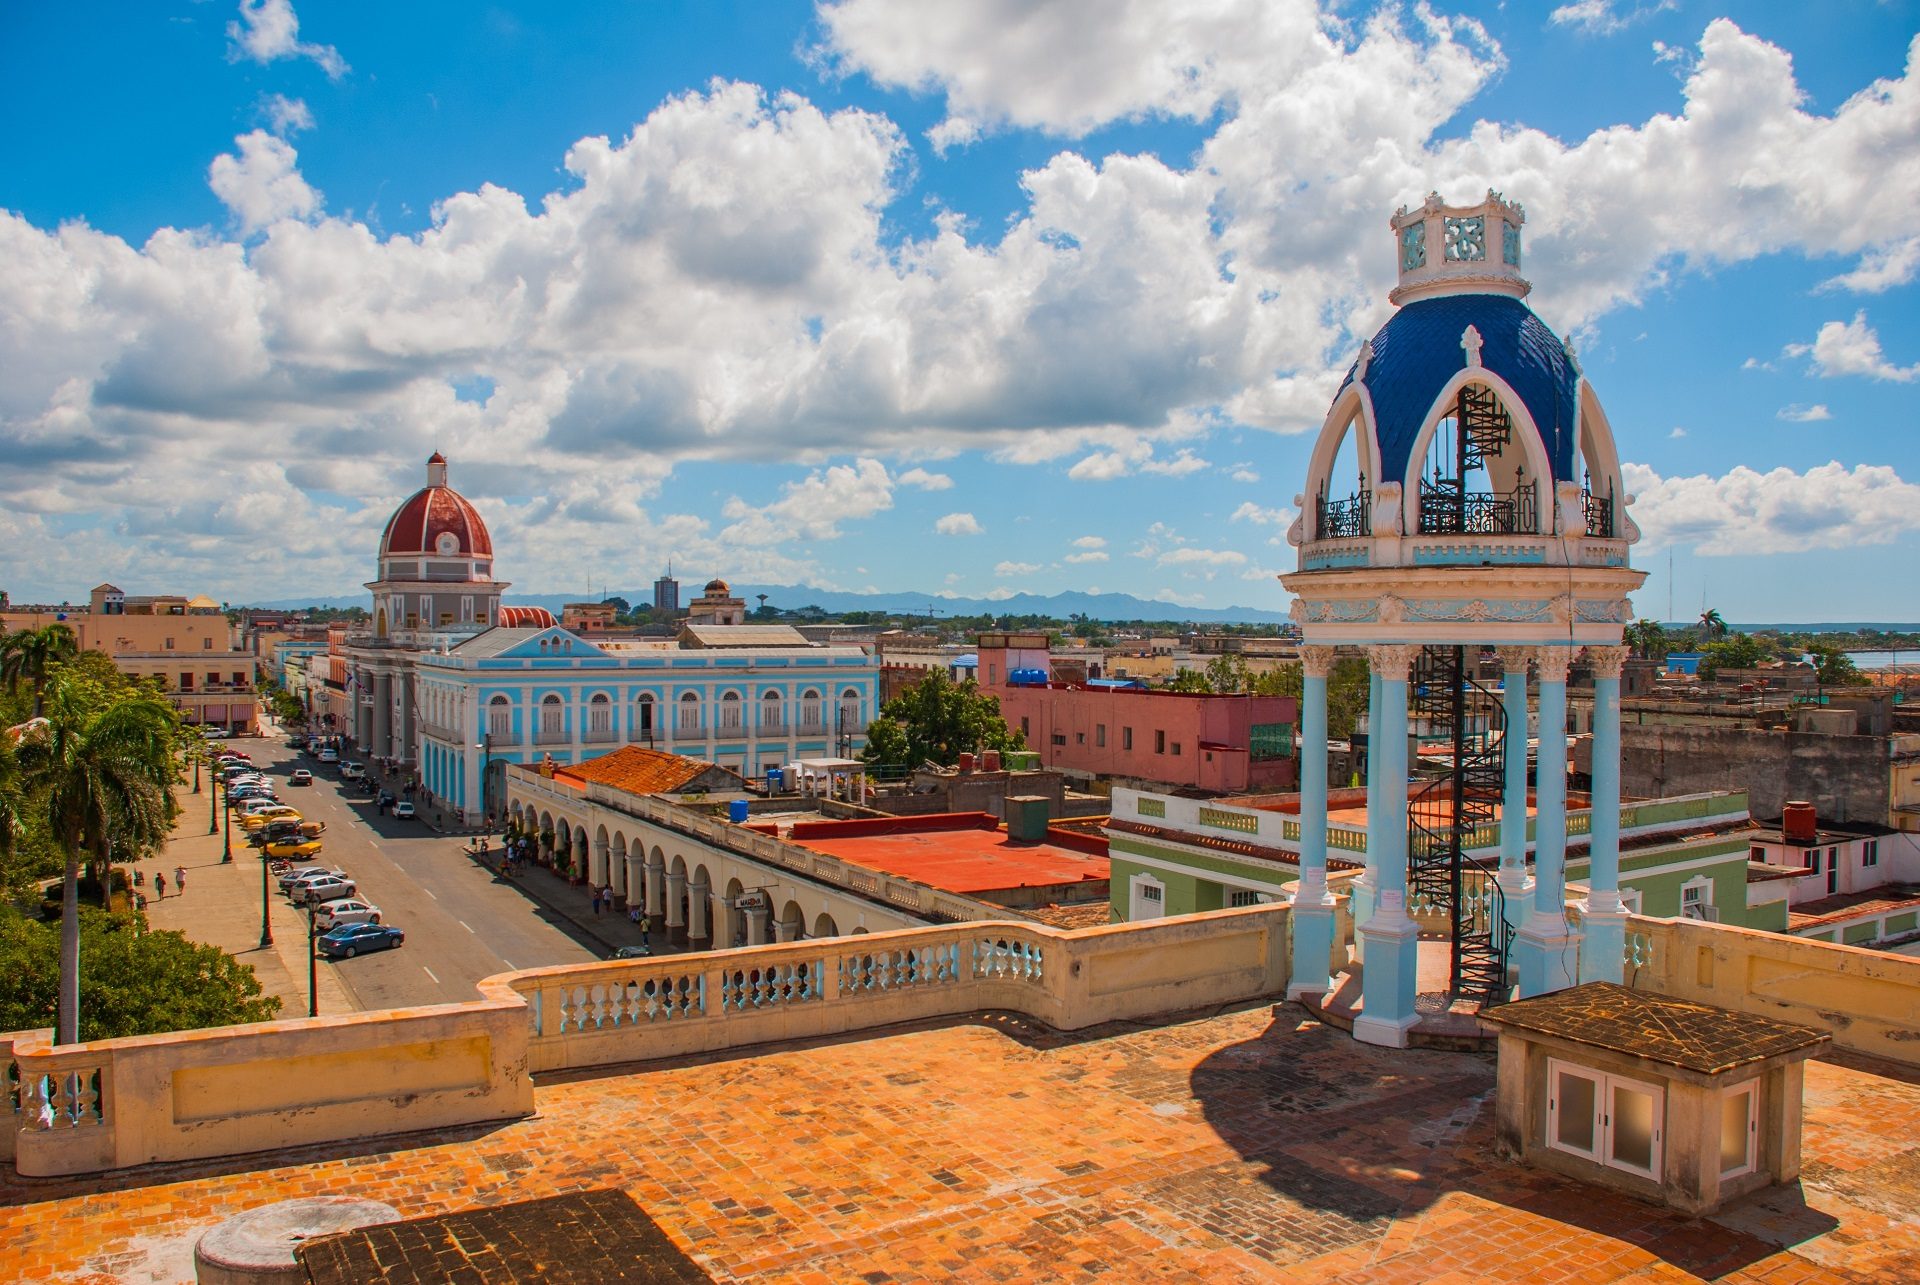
1, 1005, 1915, 1283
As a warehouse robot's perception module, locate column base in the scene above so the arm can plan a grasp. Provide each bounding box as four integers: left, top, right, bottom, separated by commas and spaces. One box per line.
1287, 897, 1337, 1002
1496, 871, 1534, 938
1347, 877, 1376, 965
1514, 914, 1582, 997
1577, 905, 1628, 985
1356, 905, 1419, 1040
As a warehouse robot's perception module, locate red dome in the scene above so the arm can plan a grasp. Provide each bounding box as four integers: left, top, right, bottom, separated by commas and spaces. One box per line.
380, 456, 492, 558
498, 605, 556, 628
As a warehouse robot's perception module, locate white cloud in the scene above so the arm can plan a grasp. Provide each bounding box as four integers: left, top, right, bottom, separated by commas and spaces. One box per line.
1668, 426, 1687, 438
207, 131, 322, 235
898, 467, 953, 490
1231, 468, 1260, 483
261, 94, 314, 137
1071, 535, 1106, 549
1065, 550, 1108, 564
227, 0, 348, 79
994, 560, 1041, 576
1230, 500, 1294, 526
1740, 357, 1773, 372
1786, 312, 1920, 382
1776, 404, 1831, 422
1550, 1, 1674, 37
1816, 237, 1920, 294
1623, 460, 1920, 555
1157, 546, 1247, 567
934, 511, 983, 536
718, 457, 892, 543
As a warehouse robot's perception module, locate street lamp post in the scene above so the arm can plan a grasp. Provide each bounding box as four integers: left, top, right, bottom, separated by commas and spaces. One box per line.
192, 750, 201, 795
221, 780, 233, 864
258, 840, 274, 949
209, 766, 219, 834
306, 900, 319, 1017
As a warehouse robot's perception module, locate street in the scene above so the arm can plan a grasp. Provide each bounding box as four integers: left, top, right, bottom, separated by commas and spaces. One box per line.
149, 729, 650, 1017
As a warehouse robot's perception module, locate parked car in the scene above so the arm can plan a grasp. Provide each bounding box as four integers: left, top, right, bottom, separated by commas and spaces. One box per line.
264, 837, 325, 861
340, 762, 365, 781
277, 864, 341, 891
288, 769, 313, 786
201, 726, 228, 739
316, 922, 403, 958
254, 819, 325, 847
318, 748, 339, 764
392, 801, 416, 820
313, 898, 381, 930
242, 806, 302, 830
215, 750, 251, 763
293, 875, 356, 905
608, 945, 651, 960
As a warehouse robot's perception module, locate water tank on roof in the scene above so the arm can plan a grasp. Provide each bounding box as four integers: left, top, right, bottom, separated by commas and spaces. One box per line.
1009, 668, 1048, 686
1782, 801, 1817, 844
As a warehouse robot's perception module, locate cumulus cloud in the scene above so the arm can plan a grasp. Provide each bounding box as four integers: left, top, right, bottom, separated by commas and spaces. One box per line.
261, 94, 315, 136
1157, 546, 1247, 568
994, 560, 1041, 576
1776, 404, 1831, 422
1785, 312, 1920, 382
898, 467, 953, 490
934, 511, 983, 535
207, 130, 321, 234
1624, 460, 1920, 555
1231, 467, 1260, 483
1071, 535, 1106, 549
717, 457, 892, 543
227, 0, 347, 78
1065, 550, 1108, 564
1816, 237, 1920, 294
1230, 500, 1293, 526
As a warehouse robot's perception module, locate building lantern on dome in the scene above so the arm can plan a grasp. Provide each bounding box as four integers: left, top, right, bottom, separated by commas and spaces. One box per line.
1280, 191, 1646, 1047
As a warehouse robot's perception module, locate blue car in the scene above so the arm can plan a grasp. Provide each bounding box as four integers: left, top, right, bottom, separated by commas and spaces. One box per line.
317, 922, 404, 958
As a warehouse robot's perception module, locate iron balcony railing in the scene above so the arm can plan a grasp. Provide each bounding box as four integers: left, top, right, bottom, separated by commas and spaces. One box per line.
1418, 480, 1538, 536
1314, 477, 1370, 540
1583, 477, 1615, 538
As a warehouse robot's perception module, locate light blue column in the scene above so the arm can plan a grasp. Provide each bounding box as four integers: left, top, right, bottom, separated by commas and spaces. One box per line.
1579, 650, 1627, 984
1516, 650, 1578, 996
1352, 669, 1383, 934
1498, 649, 1534, 936
1288, 653, 1336, 1001
1357, 646, 1419, 1046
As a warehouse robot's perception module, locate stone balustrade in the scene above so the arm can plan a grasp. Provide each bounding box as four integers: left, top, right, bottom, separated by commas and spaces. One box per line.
2, 907, 1290, 1178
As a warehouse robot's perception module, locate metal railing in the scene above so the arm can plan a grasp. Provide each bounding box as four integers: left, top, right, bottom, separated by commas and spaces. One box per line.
1418, 481, 1539, 536
1315, 481, 1370, 540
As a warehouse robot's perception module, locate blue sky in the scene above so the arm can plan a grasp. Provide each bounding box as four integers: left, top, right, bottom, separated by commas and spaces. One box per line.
3, 1, 1918, 621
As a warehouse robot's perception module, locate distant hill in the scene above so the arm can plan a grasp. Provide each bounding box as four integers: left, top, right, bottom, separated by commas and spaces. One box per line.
246, 583, 1292, 625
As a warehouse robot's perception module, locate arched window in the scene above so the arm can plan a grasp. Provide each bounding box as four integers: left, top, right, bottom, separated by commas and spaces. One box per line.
540, 693, 563, 736
589, 692, 611, 736
799, 688, 822, 731
635, 693, 655, 740
677, 691, 701, 733
761, 690, 784, 731
487, 695, 510, 740
720, 690, 742, 730
1415, 381, 1539, 536
838, 688, 861, 730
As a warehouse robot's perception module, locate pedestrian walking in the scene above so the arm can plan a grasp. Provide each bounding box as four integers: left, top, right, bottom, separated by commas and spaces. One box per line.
600, 884, 614, 914
590, 887, 602, 915
155, 872, 167, 899
174, 865, 186, 893
640, 920, 651, 951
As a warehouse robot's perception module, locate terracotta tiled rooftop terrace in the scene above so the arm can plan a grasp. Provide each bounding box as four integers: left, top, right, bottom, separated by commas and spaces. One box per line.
6, 1003, 1917, 1283
786, 818, 1110, 895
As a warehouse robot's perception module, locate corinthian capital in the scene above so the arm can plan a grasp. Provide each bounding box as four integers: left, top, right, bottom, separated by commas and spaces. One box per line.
1584, 645, 1629, 681
1367, 644, 1419, 682
1300, 645, 1339, 679
1534, 648, 1572, 684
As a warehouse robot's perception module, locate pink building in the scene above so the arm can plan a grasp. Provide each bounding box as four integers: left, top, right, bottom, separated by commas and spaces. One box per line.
978, 634, 1298, 794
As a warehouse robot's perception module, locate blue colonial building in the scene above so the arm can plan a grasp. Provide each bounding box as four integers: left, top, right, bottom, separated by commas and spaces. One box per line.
343, 457, 876, 820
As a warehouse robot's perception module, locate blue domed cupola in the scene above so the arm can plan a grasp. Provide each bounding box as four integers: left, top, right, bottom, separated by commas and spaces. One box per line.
1289, 190, 1636, 578
1278, 193, 1649, 1046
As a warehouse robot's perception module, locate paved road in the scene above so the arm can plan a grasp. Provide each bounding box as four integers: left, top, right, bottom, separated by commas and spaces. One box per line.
243, 737, 609, 1009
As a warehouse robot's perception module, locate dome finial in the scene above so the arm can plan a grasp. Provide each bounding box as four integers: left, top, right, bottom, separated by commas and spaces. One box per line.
1389, 191, 1530, 307
427, 452, 449, 488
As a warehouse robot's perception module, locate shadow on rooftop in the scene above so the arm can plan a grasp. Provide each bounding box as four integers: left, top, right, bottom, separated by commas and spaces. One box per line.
1188, 1008, 1839, 1279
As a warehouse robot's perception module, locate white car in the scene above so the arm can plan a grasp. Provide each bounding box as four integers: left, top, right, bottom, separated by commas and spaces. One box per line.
392, 801, 416, 820
340, 762, 365, 781
313, 898, 381, 930
294, 875, 356, 906
279, 866, 347, 893
318, 747, 340, 763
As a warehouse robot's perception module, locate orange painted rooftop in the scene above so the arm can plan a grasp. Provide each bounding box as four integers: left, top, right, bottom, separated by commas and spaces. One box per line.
1326, 798, 1538, 828
784, 816, 1109, 895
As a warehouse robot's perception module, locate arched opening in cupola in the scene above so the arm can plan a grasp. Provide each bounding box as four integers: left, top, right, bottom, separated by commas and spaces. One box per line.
1415, 381, 1539, 536
1575, 385, 1624, 538
1310, 394, 1375, 541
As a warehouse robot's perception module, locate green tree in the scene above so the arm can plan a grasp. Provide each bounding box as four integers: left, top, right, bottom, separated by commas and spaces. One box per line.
1695, 632, 1767, 678
2, 623, 79, 717
861, 672, 1025, 768
1203, 653, 1251, 694
1696, 608, 1728, 640
1807, 644, 1871, 689
1624, 618, 1670, 661
1165, 667, 1213, 693
16, 672, 180, 1044
0, 906, 279, 1041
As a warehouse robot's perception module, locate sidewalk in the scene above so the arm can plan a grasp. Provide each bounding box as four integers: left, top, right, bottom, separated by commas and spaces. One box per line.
464, 844, 683, 960
146, 783, 356, 1018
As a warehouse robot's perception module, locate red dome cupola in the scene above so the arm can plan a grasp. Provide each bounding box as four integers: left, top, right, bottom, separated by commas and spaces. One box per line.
380, 453, 493, 561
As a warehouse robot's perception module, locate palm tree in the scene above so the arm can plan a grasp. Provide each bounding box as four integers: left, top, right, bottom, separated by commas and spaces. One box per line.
1625, 619, 1669, 660
1697, 608, 1727, 640
17, 675, 178, 1045
2, 624, 79, 717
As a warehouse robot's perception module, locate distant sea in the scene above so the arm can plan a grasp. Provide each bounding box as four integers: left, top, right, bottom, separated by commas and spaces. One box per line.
1844, 651, 1914, 670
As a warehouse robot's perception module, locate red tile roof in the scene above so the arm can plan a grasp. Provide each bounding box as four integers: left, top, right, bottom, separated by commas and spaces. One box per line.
791, 815, 1109, 895
553, 746, 738, 795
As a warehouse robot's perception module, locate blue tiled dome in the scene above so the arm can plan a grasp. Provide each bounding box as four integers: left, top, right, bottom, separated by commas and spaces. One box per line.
1340, 294, 1579, 486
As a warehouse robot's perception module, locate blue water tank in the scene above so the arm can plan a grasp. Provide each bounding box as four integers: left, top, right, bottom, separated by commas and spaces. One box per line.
1009, 668, 1048, 686
728, 799, 750, 823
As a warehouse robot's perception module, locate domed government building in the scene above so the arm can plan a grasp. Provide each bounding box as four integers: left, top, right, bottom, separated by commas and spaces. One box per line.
338, 454, 876, 832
